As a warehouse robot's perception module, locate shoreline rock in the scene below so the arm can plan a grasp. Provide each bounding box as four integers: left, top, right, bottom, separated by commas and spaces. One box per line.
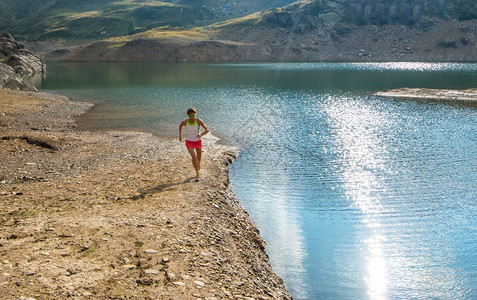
0, 33, 45, 91
0, 89, 292, 299
0, 63, 36, 91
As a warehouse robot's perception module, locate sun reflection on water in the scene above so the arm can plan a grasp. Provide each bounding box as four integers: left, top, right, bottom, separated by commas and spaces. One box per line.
324, 96, 391, 299
365, 235, 387, 300
361, 62, 458, 72
322, 93, 475, 299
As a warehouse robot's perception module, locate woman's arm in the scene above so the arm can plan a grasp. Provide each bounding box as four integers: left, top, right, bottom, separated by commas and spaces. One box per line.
197, 119, 210, 138
179, 120, 186, 141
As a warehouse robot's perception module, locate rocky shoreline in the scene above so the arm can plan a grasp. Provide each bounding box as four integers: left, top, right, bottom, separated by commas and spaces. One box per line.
0, 89, 291, 299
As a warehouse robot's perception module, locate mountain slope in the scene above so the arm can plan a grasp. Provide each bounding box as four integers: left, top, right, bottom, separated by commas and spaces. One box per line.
210, 0, 477, 61
0, 0, 212, 40
213, 0, 477, 34
56, 0, 477, 62
0, 0, 296, 41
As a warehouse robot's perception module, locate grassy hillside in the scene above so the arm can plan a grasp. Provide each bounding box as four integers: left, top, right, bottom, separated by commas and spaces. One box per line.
2, 0, 476, 42
0, 0, 211, 40
0, 0, 296, 41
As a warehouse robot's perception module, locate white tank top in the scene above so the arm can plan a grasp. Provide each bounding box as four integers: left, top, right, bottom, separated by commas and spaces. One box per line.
186, 118, 200, 142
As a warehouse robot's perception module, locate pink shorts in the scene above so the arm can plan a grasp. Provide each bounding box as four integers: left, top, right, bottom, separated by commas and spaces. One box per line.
185, 139, 202, 149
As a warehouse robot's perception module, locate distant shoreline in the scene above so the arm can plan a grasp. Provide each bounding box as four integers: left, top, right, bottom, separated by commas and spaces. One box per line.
376, 88, 477, 103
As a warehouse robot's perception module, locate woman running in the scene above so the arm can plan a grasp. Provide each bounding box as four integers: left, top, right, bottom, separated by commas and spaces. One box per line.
179, 108, 209, 181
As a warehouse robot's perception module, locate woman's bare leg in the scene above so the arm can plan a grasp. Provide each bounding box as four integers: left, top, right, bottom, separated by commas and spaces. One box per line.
187, 148, 200, 177
195, 148, 202, 171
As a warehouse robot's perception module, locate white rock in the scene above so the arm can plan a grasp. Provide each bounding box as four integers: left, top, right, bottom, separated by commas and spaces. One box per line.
123, 265, 136, 270
144, 269, 160, 275
166, 272, 176, 281
194, 280, 205, 287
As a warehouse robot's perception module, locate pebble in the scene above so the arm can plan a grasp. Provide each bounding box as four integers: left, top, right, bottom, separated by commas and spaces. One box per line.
162, 257, 170, 263
144, 249, 158, 254
66, 268, 78, 275
25, 270, 35, 276
144, 269, 160, 275
165, 272, 176, 281
194, 280, 205, 287
173, 281, 186, 286
40, 252, 50, 256
123, 265, 136, 270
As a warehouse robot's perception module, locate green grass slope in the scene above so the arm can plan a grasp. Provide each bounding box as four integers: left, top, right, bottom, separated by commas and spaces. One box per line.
0, 0, 296, 41
0, 0, 213, 40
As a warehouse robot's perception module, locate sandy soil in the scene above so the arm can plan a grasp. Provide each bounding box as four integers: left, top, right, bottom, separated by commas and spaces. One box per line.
0, 89, 291, 299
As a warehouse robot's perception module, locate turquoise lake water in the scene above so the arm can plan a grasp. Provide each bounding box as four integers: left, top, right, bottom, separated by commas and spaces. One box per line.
36, 62, 477, 299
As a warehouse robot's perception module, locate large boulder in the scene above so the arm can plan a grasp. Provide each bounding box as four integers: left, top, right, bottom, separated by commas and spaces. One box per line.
0, 32, 43, 91
1, 32, 45, 75
5, 49, 45, 75
0, 32, 24, 57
